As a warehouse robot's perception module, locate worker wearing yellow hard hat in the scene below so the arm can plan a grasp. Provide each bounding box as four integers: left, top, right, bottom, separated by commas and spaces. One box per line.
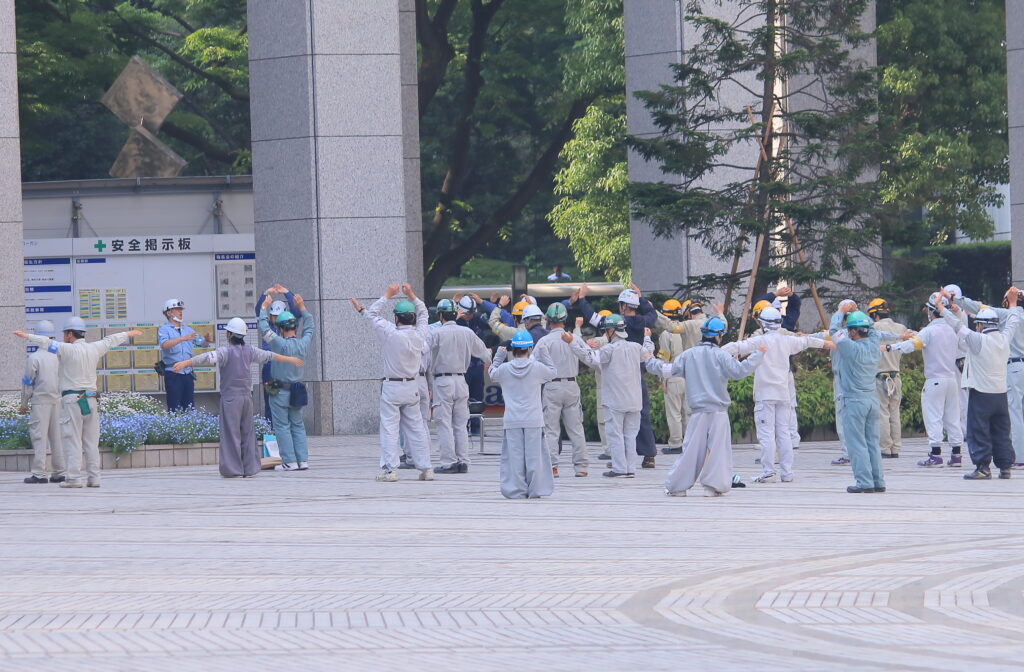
658, 298, 690, 454
867, 297, 907, 459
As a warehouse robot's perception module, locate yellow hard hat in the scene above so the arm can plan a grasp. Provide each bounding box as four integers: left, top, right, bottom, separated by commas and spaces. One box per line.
511, 301, 529, 317
867, 298, 888, 315
662, 299, 683, 316
752, 299, 771, 318
598, 309, 612, 317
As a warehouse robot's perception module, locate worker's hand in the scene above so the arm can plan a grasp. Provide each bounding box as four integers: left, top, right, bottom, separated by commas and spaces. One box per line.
127, 330, 143, 338
939, 286, 950, 300
204, 333, 212, 344
265, 287, 277, 297
561, 331, 573, 343
586, 338, 599, 349
401, 283, 417, 302
498, 295, 510, 307
1008, 287, 1021, 305
775, 285, 794, 297
949, 303, 961, 314
262, 294, 273, 310
822, 340, 836, 351
644, 328, 652, 339
453, 293, 463, 304
901, 329, 914, 340
489, 291, 501, 303
641, 352, 653, 361
469, 292, 482, 304
629, 282, 642, 296
578, 283, 589, 298
274, 284, 289, 294
12, 330, 27, 339
575, 316, 584, 329
757, 344, 768, 353
294, 294, 306, 312
839, 300, 857, 314
350, 297, 364, 313
878, 344, 888, 352
496, 346, 507, 356
384, 284, 400, 299
712, 302, 725, 315
286, 356, 303, 366
171, 361, 188, 373
17, 405, 27, 415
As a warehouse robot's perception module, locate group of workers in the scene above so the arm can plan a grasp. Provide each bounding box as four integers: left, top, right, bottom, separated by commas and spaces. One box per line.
16, 276, 1024, 498
15, 286, 312, 486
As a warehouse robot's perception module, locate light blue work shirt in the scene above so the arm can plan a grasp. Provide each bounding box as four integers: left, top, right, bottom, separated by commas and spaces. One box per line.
158, 322, 203, 373
258, 308, 314, 384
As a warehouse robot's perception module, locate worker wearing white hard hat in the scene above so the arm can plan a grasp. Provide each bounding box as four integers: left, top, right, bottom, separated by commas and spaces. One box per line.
19, 319, 67, 484
722, 307, 832, 484
952, 286, 1024, 467
158, 297, 211, 412
174, 317, 302, 478
256, 285, 298, 427
15, 319, 142, 488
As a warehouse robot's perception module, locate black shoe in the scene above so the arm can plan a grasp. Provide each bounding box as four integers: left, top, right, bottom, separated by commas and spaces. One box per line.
457, 462, 469, 473
49, 476, 66, 483
999, 468, 1011, 480
397, 461, 417, 470
731, 481, 746, 488
598, 452, 611, 461
662, 446, 682, 454
847, 485, 873, 493
24, 475, 48, 484
881, 453, 899, 459
641, 456, 656, 469
607, 461, 613, 469
434, 464, 461, 474
603, 470, 628, 478
873, 486, 886, 493
964, 467, 992, 480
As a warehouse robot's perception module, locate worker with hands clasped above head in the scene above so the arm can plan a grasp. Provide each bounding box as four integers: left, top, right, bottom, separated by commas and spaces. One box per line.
19, 320, 66, 484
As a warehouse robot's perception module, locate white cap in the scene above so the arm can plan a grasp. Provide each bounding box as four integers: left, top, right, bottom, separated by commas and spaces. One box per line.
521, 304, 544, 320
269, 300, 287, 316
63, 316, 86, 332
163, 298, 184, 313
225, 317, 248, 336
617, 289, 641, 307
944, 284, 962, 300
36, 320, 56, 336
458, 296, 477, 311
757, 306, 782, 328
976, 307, 1000, 324
926, 292, 949, 311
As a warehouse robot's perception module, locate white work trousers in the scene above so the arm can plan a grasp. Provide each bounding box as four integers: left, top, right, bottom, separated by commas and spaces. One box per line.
29, 402, 65, 479
380, 380, 431, 471
1007, 362, 1024, 462
60, 395, 100, 484
876, 374, 903, 456
754, 400, 794, 479
664, 410, 733, 495
501, 427, 554, 498
604, 406, 639, 475
921, 377, 963, 448
664, 377, 688, 448
542, 381, 588, 472
834, 383, 848, 458
432, 375, 470, 467
595, 373, 607, 448
789, 373, 800, 448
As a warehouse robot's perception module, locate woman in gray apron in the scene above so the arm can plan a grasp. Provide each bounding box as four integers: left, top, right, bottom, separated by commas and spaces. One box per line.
173, 317, 303, 477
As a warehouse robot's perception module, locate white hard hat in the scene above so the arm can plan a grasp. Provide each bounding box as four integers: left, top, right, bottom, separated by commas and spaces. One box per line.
458, 296, 477, 311
35, 320, 56, 336
225, 317, 248, 336
757, 306, 783, 328
617, 289, 641, 307
522, 294, 537, 305
926, 292, 949, 312
976, 307, 1000, 325
63, 316, 86, 332
163, 298, 184, 313
521, 304, 544, 320
943, 284, 962, 300
269, 300, 287, 316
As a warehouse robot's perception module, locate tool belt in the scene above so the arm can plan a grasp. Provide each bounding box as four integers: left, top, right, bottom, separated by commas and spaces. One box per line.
875, 371, 900, 398
62, 389, 97, 416
383, 377, 416, 382
552, 377, 576, 382
875, 371, 900, 379
265, 380, 308, 407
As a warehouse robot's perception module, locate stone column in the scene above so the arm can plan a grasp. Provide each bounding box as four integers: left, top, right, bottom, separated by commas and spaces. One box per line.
248, 0, 421, 434
0, 0, 24, 393
1008, 3, 1024, 285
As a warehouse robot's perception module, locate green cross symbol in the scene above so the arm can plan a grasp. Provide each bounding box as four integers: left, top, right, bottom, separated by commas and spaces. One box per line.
93, 240, 107, 252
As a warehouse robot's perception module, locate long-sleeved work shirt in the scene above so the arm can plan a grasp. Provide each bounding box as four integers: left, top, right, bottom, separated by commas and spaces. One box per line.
576, 296, 656, 344
21, 347, 60, 406
943, 307, 1023, 393
532, 327, 593, 377
872, 317, 906, 373
429, 321, 492, 375
646, 342, 763, 413
891, 318, 960, 380
956, 295, 1024, 359
488, 347, 556, 428
364, 296, 429, 379
258, 308, 314, 384
721, 330, 825, 402
25, 332, 131, 392
593, 335, 654, 412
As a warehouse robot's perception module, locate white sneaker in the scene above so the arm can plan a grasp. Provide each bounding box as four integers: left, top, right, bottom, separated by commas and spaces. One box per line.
375, 470, 398, 482
297, 462, 309, 471
59, 480, 84, 489
781, 475, 793, 483
665, 488, 686, 497
275, 463, 299, 471
419, 468, 435, 481
752, 471, 778, 484
703, 486, 724, 497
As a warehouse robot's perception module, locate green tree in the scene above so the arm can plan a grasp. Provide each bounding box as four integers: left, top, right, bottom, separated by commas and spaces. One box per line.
877, 0, 1007, 246
629, 0, 881, 299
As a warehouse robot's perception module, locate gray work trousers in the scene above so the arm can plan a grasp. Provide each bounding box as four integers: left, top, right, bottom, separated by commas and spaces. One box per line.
219, 391, 260, 478
501, 427, 554, 498
1007, 362, 1024, 462
542, 380, 588, 473
664, 377, 688, 448
604, 406, 639, 475
432, 375, 470, 467
60, 395, 100, 484
30, 402, 65, 479
876, 373, 903, 456
380, 380, 431, 471
665, 410, 733, 495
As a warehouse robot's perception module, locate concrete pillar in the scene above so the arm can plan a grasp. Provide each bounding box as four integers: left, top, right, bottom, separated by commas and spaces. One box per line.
1008, 3, 1024, 285
248, 0, 421, 434
0, 1, 24, 393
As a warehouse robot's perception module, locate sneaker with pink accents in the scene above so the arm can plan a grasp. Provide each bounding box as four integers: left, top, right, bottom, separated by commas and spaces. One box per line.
831, 457, 850, 466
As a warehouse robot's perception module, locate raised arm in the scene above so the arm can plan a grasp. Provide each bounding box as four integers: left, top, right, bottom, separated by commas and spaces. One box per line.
721, 347, 764, 380
470, 333, 493, 367
488, 345, 507, 379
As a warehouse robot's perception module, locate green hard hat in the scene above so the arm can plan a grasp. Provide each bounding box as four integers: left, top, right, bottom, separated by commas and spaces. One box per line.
436, 298, 456, 313
546, 303, 568, 322
845, 310, 871, 328
394, 300, 415, 315
277, 311, 296, 323
601, 313, 626, 332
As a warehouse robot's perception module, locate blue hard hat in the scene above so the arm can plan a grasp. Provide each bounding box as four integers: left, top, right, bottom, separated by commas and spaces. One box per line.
700, 316, 727, 336
510, 329, 534, 348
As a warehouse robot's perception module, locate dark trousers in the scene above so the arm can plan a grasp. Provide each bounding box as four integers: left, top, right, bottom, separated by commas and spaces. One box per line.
164, 371, 195, 412
465, 360, 484, 433
966, 388, 1014, 469
635, 364, 656, 457
262, 362, 273, 427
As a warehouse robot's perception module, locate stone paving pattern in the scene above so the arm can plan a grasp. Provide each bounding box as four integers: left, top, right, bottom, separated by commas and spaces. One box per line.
2, 435, 1023, 671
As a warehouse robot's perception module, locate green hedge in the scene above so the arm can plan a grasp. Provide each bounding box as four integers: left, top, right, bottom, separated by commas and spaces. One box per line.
575, 348, 927, 442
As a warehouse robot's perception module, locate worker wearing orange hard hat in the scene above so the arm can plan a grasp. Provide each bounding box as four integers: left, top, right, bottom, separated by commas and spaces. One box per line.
867, 298, 907, 459
658, 299, 690, 454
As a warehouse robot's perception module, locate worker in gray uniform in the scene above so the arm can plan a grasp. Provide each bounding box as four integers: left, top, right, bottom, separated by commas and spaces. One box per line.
429, 298, 492, 473
19, 320, 66, 484
16, 317, 141, 488
534, 302, 594, 477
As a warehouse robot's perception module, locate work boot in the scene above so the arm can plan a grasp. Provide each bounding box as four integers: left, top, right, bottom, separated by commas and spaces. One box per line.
881, 453, 899, 459
375, 469, 398, 482
662, 446, 682, 454
999, 468, 1012, 480
603, 470, 628, 478
59, 480, 84, 488
434, 464, 461, 474
23, 475, 48, 484
846, 485, 873, 493
917, 455, 944, 467
831, 457, 850, 466
963, 467, 992, 480
641, 456, 656, 469
397, 459, 417, 470
752, 472, 778, 484
598, 452, 611, 461
457, 462, 469, 473
947, 454, 962, 467
49, 475, 66, 484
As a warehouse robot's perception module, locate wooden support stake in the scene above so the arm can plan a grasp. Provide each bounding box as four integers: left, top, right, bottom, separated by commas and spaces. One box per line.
784, 216, 829, 329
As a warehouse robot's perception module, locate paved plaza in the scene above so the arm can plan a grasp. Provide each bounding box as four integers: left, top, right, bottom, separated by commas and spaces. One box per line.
1, 434, 1023, 671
